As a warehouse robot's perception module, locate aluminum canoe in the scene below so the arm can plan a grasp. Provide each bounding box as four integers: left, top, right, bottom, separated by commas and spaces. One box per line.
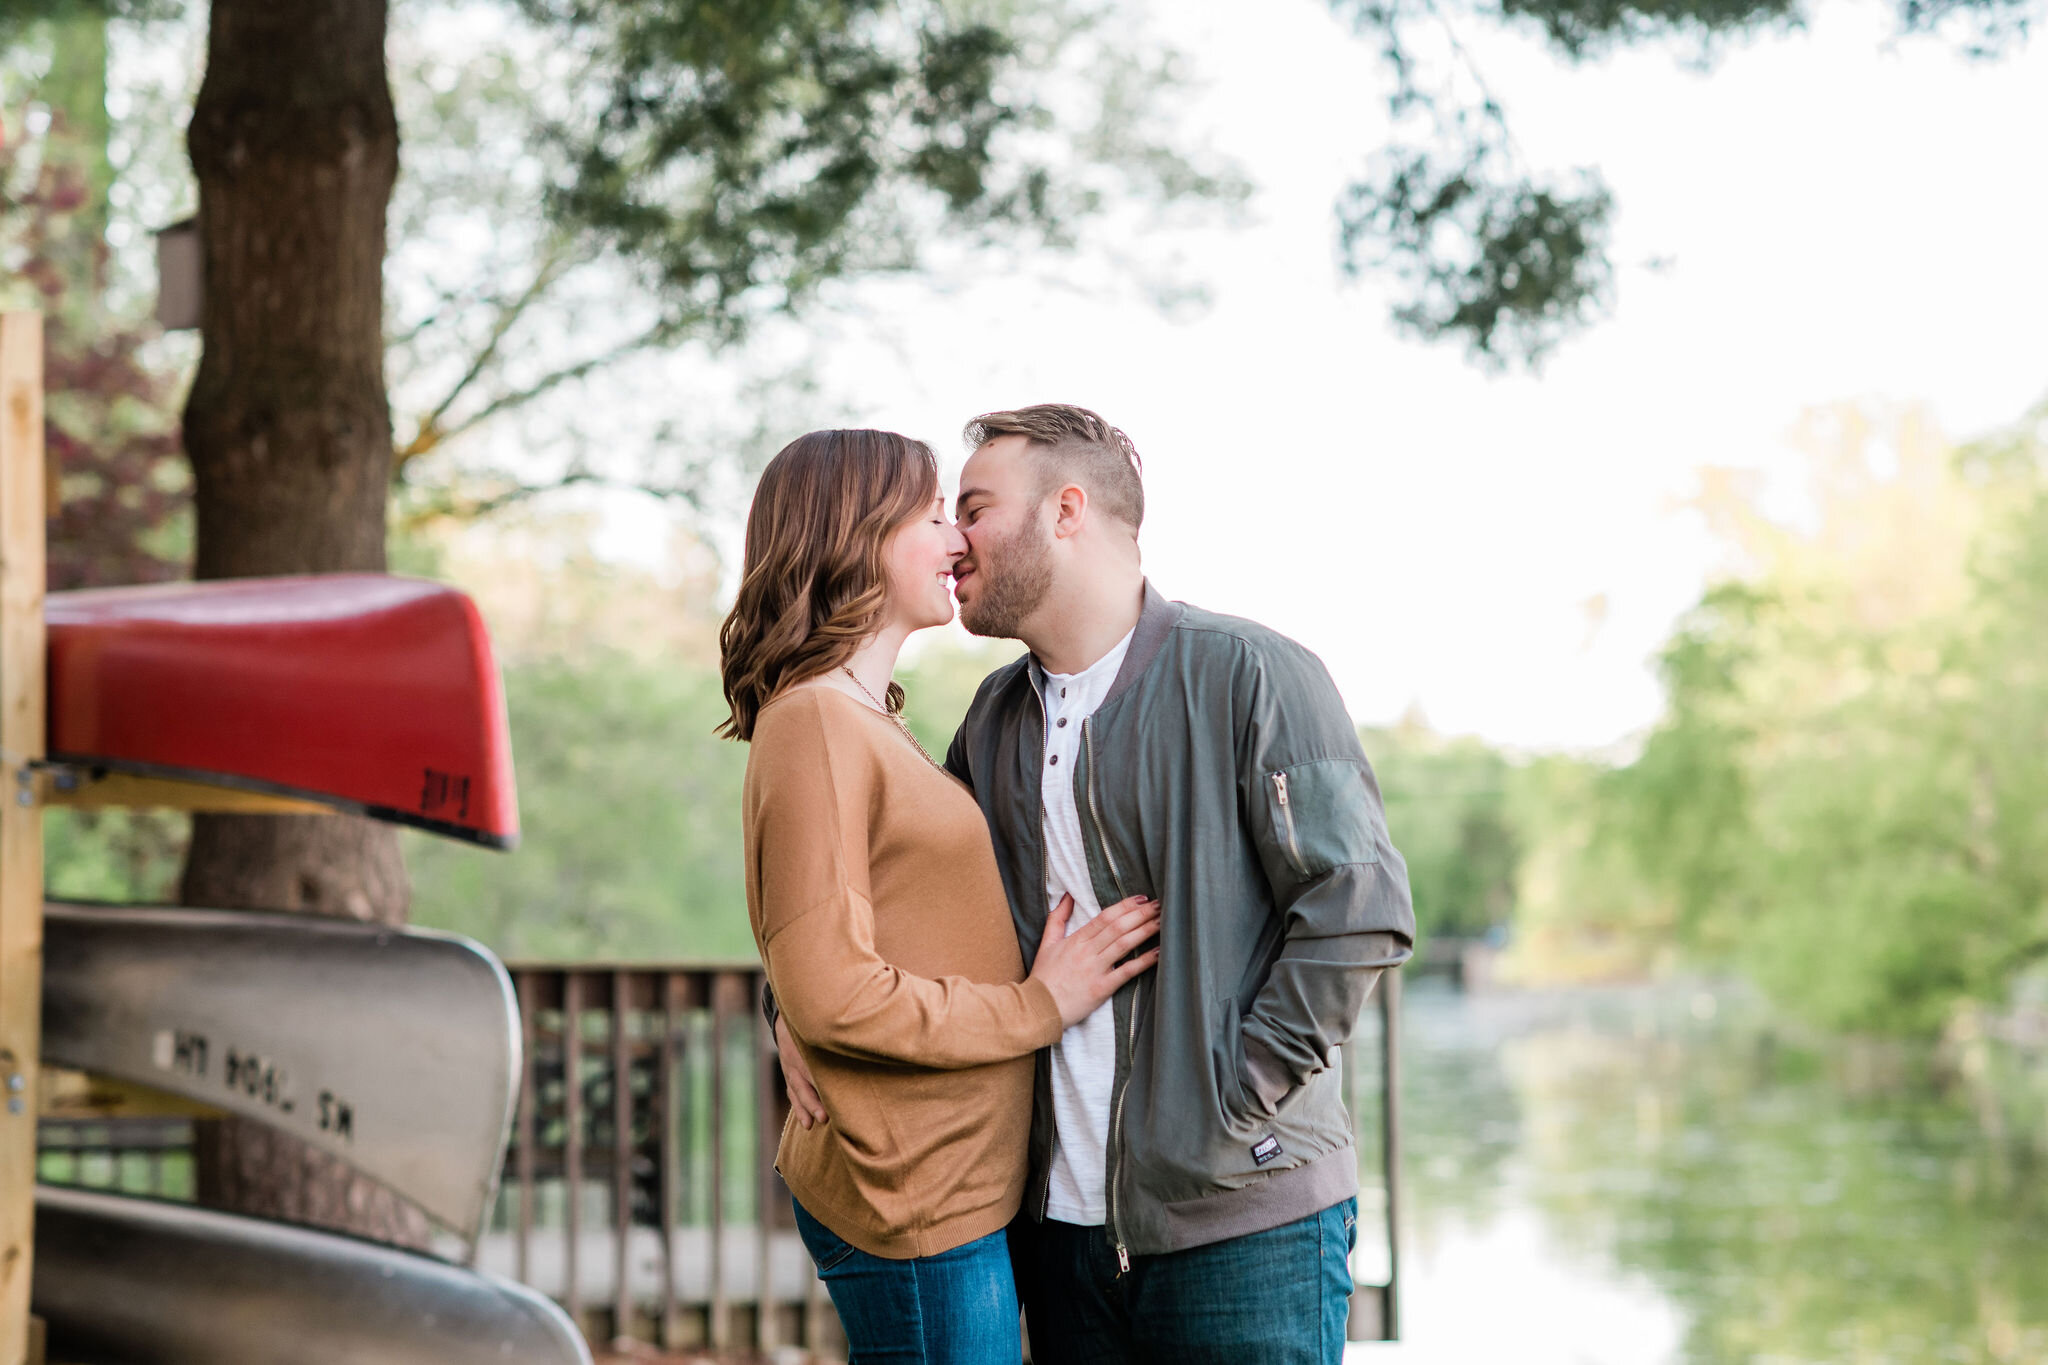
46, 573, 519, 848
41, 901, 519, 1239
33, 1185, 590, 1365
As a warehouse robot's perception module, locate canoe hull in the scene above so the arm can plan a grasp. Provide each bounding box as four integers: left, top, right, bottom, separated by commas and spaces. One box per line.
34, 1185, 590, 1365
46, 574, 519, 847
40, 902, 519, 1238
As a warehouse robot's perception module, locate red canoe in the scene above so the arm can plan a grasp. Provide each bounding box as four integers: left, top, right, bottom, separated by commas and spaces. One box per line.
46, 575, 519, 848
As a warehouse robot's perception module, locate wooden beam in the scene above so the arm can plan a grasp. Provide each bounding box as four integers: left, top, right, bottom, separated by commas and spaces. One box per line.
0, 311, 47, 1365
35, 1068, 223, 1123
38, 768, 332, 816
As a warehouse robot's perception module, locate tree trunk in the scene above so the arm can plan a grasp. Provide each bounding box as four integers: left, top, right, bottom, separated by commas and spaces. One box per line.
180, 0, 424, 1247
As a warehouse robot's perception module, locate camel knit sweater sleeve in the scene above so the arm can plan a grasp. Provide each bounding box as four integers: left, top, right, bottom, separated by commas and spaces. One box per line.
744, 686, 1062, 1257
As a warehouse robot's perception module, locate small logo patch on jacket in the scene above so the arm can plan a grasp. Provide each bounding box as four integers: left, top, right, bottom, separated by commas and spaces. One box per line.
1252, 1135, 1283, 1166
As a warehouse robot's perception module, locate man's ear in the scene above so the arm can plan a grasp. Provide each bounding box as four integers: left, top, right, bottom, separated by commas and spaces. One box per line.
1051, 483, 1088, 539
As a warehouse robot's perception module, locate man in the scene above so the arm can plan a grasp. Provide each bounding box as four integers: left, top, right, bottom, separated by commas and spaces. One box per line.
778, 404, 1413, 1362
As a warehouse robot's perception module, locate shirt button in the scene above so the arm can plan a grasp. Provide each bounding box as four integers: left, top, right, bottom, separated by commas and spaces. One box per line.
1049, 754, 1059, 766
1057, 717, 1068, 728
1060, 687, 1067, 697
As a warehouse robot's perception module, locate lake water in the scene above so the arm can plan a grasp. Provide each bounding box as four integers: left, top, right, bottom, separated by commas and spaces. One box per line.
1348, 980, 2048, 1365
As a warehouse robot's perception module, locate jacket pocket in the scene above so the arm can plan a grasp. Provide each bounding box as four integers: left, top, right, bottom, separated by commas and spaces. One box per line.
1262, 759, 1384, 884
1212, 996, 1252, 1131
1212, 997, 1271, 1135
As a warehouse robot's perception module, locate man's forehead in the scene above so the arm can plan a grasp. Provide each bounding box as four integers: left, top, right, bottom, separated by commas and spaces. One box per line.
959, 436, 1033, 498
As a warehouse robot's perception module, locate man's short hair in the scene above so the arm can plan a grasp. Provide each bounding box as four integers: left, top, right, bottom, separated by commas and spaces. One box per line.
963, 404, 1144, 531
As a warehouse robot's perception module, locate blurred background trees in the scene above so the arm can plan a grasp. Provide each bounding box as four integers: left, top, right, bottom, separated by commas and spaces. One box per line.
5, 0, 2046, 1049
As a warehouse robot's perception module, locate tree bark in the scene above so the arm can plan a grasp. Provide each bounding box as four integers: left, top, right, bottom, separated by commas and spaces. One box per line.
180, 0, 424, 1247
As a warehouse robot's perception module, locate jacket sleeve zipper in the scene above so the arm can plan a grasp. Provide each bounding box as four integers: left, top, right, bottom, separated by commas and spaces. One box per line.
1084, 719, 1136, 1274
1273, 771, 1307, 877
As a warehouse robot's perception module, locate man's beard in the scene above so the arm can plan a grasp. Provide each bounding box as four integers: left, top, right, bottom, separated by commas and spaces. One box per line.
959, 508, 1054, 639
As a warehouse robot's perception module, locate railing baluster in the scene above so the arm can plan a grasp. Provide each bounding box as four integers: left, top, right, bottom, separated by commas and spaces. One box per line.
515, 969, 537, 1287
708, 973, 730, 1352
563, 971, 584, 1332
658, 972, 682, 1350
806, 1254, 828, 1352
755, 1004, 779, 1350
612, 969, 635, 1344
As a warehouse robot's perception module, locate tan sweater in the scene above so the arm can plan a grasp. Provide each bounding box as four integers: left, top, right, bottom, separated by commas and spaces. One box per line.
743, 686, 1063, 1258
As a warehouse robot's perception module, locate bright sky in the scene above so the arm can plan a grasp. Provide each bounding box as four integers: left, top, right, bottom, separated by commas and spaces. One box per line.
719, 0, 2048, 752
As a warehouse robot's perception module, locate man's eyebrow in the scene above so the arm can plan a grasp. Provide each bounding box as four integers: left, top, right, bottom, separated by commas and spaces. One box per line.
954, 485, 991, 512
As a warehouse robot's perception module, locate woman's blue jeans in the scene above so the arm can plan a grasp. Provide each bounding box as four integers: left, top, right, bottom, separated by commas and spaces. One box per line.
792, 1198, 1023, 1365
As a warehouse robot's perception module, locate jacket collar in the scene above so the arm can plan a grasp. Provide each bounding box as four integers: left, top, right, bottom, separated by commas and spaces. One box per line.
1018, 579, 1182, 707
1102, 580, 1181, 707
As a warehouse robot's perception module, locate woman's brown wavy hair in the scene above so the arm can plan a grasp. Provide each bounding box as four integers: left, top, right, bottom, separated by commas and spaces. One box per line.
718, 429, 940, 741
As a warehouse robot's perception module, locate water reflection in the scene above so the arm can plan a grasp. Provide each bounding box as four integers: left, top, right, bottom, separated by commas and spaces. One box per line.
1351, 981, 2048, 1364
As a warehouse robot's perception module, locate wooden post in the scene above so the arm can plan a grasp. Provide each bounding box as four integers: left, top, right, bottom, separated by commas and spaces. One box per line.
0, 313, 48, 1365
1380, 968, 1403, 1340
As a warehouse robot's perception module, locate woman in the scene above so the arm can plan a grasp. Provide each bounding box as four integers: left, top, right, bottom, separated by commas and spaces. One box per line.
720, 429, 1159, 1364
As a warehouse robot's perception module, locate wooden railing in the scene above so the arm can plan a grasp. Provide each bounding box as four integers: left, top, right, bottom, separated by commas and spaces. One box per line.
492, 964, 831, 1354
37, 962, 1404, 1357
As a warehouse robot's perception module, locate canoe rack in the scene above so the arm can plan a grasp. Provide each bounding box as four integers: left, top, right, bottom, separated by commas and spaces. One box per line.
0, 311, 581, 1365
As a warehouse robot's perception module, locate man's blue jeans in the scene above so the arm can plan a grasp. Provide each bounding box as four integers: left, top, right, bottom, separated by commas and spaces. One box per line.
792, 1199, 1023, 1364
1008, 1198, 1358, 1364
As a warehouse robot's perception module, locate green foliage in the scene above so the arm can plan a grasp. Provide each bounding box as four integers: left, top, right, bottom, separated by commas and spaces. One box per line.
1363, 721, 1520, 941
405, 651, 756, 962
1328, 0, 2034, 365
1492, 0, 1802, 57
1603, 405, 2048, 1033
2, 60, 191, 589
45, 809, 185, 903
0, 0, 179, 38
897, 634, 1024, 758
401, 629, 1024, 963
1501, 752, 1672, 978
372, 0, 1237, 517
1338, 137, 1615, 368
519, 1, 1042, 337
1601, 584, 1759, 950
14, 0, 2043, 385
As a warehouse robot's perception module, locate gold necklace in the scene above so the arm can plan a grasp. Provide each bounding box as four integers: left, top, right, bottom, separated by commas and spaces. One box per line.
840, 666, 944, 771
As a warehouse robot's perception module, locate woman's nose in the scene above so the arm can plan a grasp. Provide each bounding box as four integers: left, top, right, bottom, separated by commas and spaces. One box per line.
943, 523, 968, 558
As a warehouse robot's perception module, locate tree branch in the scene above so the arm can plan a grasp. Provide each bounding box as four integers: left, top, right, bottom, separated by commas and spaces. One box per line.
398, 317, 680, 470
391, 236, 582, 469
393, 465, 713, 532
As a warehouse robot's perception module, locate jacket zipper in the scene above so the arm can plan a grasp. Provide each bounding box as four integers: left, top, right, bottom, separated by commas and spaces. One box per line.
1273, 771, 1306, 877
1084, 718, 1136, 1273
1031, 682, 1054, 1222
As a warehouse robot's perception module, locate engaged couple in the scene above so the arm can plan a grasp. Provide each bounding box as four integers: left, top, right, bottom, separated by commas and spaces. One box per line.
720, 406, 1415, 1364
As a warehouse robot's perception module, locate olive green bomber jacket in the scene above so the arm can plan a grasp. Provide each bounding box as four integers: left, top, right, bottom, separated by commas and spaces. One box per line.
944, 582, 1415, 1259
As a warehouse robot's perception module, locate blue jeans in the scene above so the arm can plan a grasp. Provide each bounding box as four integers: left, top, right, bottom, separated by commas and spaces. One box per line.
792, 1199, 1023, 1364
1008, 1198, 1357, 1365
